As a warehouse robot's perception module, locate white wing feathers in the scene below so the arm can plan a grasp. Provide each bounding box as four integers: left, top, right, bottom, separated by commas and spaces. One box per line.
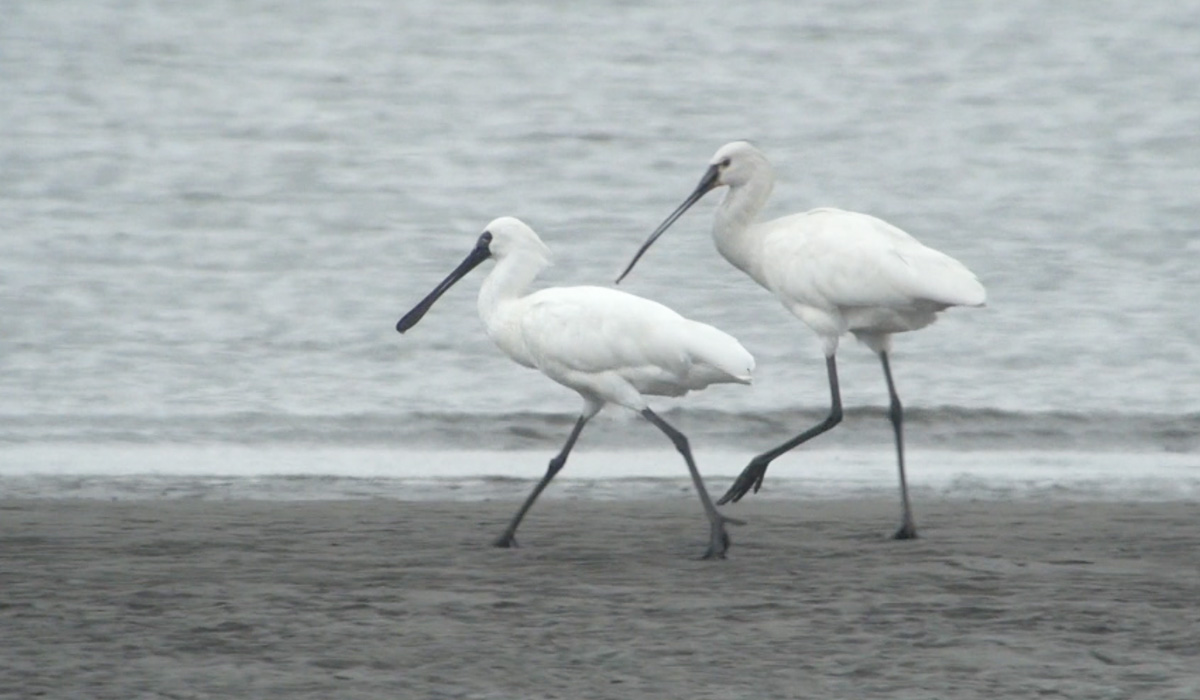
763, 209, 985, 311
516, 287, 753, 395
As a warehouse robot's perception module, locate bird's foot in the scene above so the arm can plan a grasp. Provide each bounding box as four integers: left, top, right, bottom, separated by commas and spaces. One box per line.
700, 513, 743, 560
492, 533, 519, 548
717, 459, 770, 505
892, 522, 918, 540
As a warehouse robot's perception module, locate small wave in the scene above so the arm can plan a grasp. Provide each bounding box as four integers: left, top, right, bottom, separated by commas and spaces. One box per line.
4, 468, 1197, 503
0, 408, 1196, 452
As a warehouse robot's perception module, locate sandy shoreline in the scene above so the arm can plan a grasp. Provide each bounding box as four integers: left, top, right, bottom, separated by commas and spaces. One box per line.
2, 497, 1198, 699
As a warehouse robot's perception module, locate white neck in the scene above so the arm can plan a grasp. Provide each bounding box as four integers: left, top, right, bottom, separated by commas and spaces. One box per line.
712, 167, 774, 285
478, 250, 548, 329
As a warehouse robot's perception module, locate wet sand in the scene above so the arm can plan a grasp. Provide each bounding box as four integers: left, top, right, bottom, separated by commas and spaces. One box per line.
2, 497, 1198, 699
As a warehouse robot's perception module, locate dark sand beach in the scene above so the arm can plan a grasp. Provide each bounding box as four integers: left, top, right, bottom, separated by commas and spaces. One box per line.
2, 496, 1198, 699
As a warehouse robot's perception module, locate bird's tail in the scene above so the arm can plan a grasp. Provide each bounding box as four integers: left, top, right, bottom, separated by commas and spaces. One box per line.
685, 321, 755, 385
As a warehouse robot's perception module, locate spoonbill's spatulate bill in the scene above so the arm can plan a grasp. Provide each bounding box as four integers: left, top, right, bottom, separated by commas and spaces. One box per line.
617, 142, 986, 540
397, 217, 754, 558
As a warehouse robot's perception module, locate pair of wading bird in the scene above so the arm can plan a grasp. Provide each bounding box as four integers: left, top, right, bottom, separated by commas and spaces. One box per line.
397, 141, 986, 559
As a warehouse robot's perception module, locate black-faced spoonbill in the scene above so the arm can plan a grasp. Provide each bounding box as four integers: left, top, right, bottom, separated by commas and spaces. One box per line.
617, 142, 986, 540
397, 217, 754, 558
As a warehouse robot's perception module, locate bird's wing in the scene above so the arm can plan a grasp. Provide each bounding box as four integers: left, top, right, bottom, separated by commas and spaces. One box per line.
515, 286, 752, 383
516, 287, 689, 375
763, 210, 986, 310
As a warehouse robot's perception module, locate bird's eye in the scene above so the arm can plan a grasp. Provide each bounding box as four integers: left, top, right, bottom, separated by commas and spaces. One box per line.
720, 158, 732, 168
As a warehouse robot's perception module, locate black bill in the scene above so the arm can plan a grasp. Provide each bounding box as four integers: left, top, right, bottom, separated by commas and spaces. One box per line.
615, 163, 721, 284
396, 231, 493, 333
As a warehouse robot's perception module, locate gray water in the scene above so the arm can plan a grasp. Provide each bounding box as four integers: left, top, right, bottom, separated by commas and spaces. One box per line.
3, 1, 1199, 473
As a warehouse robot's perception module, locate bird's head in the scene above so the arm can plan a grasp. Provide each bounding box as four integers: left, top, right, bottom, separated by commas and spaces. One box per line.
483, 216, 553, 266
707, 140, 770, 189
396, 217, 551, 334
615, 140, 772, 284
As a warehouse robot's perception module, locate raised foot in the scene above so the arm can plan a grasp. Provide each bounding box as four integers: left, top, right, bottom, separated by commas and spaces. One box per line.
892, 523, 918, 540
492, 534, 519, 548
716, 459, 770, 505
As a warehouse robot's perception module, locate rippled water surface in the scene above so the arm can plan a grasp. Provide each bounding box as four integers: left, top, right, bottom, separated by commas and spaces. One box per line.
2, 1, 1198, 483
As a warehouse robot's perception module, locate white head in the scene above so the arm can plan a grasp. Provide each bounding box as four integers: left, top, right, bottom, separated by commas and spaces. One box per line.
615, 141, 773, 283
707, 141, 773, 189
482, 216, 553, 265
396, 216, 551, 333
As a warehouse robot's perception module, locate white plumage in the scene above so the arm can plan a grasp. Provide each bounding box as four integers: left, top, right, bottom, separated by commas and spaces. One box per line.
751, 207, 985, 351
489, 287, 752, 402
397, 216, 752, 558
617, 141, 985, 539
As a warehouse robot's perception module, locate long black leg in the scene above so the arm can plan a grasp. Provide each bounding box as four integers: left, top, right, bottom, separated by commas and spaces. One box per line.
493, 414, 590, 548
881, 352, 917, 540
719, 355, 843, 504
641, 408, 740, 559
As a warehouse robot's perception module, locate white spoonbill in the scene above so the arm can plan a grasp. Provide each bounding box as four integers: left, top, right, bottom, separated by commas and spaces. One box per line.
616, 141, 986, 539
397, 217, 754, 558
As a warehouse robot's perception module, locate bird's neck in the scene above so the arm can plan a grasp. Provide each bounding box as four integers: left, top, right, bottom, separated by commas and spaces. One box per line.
713, 174, 773, 284
477, 252, 547, 328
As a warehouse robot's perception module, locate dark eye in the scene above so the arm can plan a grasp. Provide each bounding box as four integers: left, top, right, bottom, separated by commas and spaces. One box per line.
720, 157, 732, 168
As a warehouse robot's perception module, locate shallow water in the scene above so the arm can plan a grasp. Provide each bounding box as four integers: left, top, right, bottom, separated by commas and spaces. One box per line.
2, 1, 1198, 489
3, 446, 1198, 502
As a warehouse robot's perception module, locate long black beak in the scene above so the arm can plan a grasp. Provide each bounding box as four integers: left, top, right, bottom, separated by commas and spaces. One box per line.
615, 163, 721, 284
396, 232, 493, 333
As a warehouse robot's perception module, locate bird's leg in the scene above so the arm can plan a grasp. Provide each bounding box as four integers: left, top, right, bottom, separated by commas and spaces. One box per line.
493, 414, 590, 548
719, 355, 843, 504
881, 352, 917, 540
641, 408, 742, 560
